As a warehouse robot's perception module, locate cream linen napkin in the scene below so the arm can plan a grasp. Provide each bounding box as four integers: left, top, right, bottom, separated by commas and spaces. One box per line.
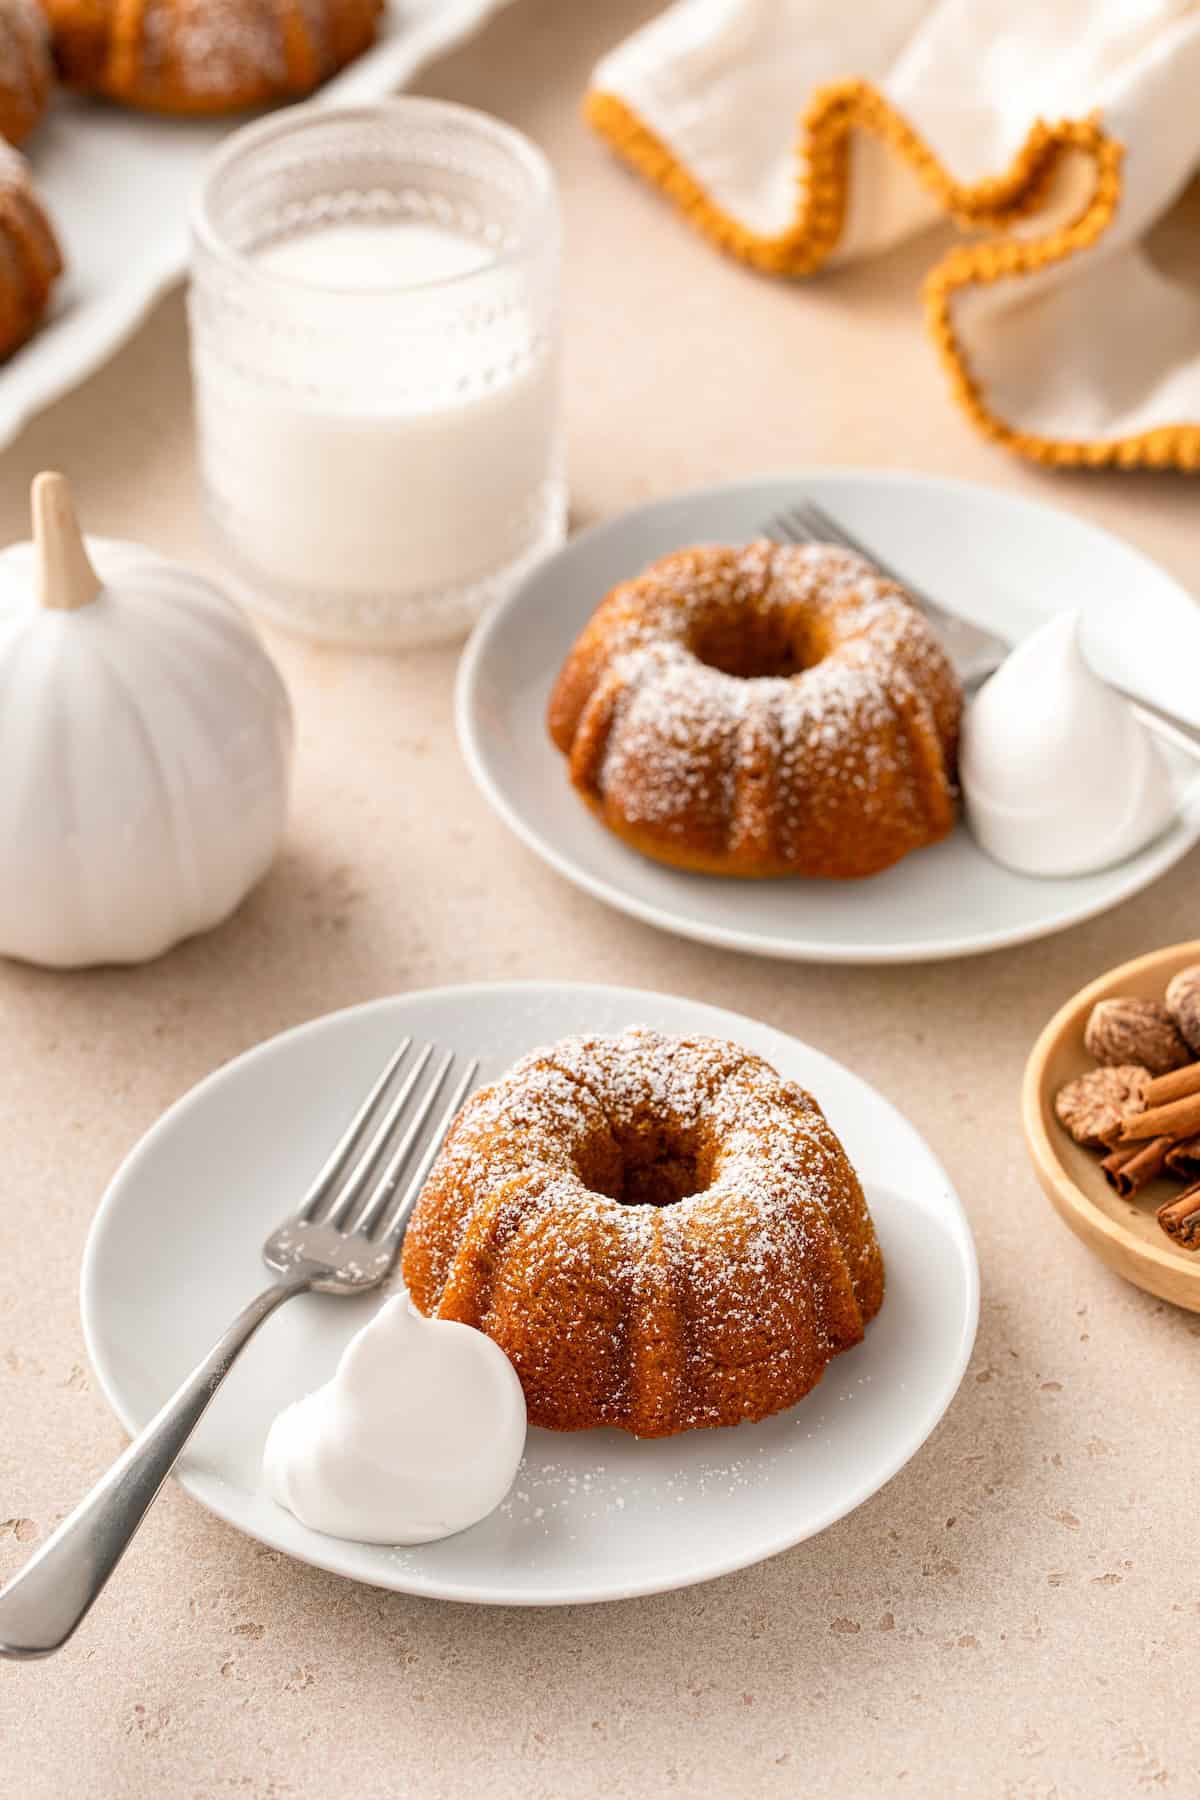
586, 0, 1200, 469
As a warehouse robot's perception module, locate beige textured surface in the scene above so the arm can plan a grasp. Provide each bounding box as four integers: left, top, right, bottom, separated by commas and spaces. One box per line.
3, 3, 1200, 1795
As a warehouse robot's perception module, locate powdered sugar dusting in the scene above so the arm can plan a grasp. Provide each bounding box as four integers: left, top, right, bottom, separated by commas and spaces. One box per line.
0, 0, 50, 145
102, 0, 380, 103
558, 540, 960, 874
379, 1360, 880, 1571
157, 0, 288, 90
407, 1026, 884, 1434
0, 140, 30, 186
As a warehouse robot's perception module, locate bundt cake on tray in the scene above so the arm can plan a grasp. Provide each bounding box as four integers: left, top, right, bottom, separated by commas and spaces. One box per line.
548, 539, 963, 880
0, 143, 61, 358
0, 0, 53, 144
39, 0, 383, 114
401, 1027, 884, 1438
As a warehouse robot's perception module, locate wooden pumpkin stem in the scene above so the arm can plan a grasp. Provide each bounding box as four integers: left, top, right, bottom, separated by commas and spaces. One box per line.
32, 472, 102, 612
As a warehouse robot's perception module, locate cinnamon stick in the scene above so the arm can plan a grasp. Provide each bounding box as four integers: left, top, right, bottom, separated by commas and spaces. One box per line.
1102, 1137, 1174, 1198
1118, 1092, 1200, 1144
1156, 1181, 1200, 1251
1145, 1062, 1200, 1109
1100, 1141, 1140, 1180
1166, 1135, 1200, 1181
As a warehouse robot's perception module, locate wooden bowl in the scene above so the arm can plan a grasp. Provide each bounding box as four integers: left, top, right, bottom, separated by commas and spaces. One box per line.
1022, 941, 1200, 1311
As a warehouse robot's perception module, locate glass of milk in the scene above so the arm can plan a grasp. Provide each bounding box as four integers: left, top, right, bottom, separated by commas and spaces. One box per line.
189, 100, 564, 649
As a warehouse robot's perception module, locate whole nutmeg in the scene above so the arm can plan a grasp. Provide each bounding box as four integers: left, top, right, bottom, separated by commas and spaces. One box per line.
1083, 997, 1192, 1076
1055, 1064, 1150, 1148
1166, 965, 1200, 1056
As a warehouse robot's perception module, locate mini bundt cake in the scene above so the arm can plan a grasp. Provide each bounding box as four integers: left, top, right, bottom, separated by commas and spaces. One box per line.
0, 0, 52, 143
0, 144, 61, 357
548, 540, 963, 880
39, 0, 383, 115
402, 1027, 885, 1438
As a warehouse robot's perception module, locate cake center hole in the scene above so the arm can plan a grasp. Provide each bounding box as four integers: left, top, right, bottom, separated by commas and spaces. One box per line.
688, 610, 810, 680
610, 1134, 710, 1207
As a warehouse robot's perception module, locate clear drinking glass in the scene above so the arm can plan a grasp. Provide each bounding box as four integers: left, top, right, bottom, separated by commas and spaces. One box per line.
189, 99, 564, 649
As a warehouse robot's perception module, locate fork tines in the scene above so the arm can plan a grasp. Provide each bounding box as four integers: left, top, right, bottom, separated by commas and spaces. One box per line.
298, 1040, 479, 1246
765, 500, 892, 576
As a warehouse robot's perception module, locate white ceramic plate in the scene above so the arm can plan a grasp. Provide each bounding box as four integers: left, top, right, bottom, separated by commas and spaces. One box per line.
0, 0, 507, 450
81, 982, 978, 1607
457, 471, 1200, 964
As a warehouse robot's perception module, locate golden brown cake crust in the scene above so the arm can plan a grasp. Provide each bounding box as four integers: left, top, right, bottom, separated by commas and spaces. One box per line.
0, 143, 61, 358
39, 0, 383, 114
0, 0, 52, 144
401, 1027, 885, 1438
548, 539, 963, 880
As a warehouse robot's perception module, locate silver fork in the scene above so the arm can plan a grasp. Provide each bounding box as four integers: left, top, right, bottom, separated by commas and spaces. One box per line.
767, 497, 1200, 758
767, 497, 1010, 690
0, 1038, 479, 1661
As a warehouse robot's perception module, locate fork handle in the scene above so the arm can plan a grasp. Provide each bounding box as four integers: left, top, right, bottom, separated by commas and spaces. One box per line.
1123, 693, 1200, 762
0, 1277, 307, 1660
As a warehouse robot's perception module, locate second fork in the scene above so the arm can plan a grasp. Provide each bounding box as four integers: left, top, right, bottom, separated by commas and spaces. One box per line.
0, 1038, 477, 1661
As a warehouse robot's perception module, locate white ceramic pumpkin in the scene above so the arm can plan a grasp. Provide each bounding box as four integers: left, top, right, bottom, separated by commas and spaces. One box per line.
0, 473, 293, 968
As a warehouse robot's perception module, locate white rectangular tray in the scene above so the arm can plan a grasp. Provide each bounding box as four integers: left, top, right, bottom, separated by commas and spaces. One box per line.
0, 0, 506, 450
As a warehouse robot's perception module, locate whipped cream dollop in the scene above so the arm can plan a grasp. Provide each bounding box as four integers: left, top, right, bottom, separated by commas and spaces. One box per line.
960, 611, 1176, 878
263, 1295, 526, 1545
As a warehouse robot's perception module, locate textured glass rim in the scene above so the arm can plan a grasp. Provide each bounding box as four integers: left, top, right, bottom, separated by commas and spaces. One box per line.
192, 97, 558, 300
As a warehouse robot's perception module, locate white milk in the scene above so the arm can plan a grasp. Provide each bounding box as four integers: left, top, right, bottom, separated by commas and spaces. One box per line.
255, 218, 494, 289
194, 216, 562, 643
